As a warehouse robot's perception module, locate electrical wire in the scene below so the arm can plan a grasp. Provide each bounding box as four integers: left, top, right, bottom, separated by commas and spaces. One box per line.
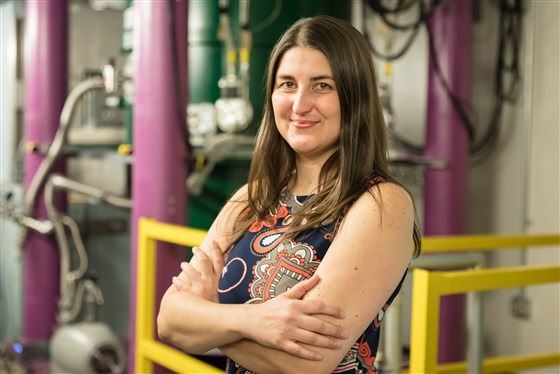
364, 10, 422, 61
365, 0, 475, 142
425, 20, 476, 142
470, 0, 523, 158
365, 0, 523, 161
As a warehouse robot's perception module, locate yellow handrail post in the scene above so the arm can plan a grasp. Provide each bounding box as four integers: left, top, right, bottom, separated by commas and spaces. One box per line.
409, 265, 560, 374
410, 269, 441, 373
135, 218, 223, 373
135, 218, 157, 374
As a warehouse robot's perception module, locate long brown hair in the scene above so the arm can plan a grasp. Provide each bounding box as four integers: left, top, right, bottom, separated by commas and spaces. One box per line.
233, 16, 421, 257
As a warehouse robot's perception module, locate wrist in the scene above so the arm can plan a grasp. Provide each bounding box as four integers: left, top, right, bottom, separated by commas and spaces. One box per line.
232, 303, 259, 340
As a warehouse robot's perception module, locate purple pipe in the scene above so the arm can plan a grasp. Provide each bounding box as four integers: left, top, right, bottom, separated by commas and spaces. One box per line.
423, 0, 472, 363
128, 1, 188, 371
23, 0, 68, 341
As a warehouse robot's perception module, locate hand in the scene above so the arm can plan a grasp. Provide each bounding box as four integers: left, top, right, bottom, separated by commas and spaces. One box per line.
173, 241, 224, 302
242, 275, 348, 361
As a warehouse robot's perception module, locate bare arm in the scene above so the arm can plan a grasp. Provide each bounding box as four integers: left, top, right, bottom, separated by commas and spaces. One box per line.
157, 185, 347, 356
219, 183, 415, 373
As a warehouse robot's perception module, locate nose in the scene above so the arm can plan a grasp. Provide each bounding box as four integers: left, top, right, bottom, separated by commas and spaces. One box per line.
292, 89, 312, 115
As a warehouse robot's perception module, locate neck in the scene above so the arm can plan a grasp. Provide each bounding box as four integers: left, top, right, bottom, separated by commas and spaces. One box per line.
290, 151, 335, 195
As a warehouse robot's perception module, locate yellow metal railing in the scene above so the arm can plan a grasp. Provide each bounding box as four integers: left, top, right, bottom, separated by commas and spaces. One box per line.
136, 218, 560, 373
421, 233, 559, 253
410, 234, 560, 373
135, 218, 222, 374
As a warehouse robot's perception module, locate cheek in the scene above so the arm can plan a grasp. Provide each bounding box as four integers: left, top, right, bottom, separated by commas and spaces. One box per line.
271, 93, 291, 116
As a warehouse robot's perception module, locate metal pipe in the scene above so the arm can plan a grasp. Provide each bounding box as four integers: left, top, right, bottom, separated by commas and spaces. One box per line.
44, 177, 76, 316
24, 77, 105, 215
378, 252, 486, 373
49, 174, 132, 209
351, 0, 364, 34
383, 293, 403, 373
514, 0, 536, 312
43, 173, 131, 324
423, 0, 473, 362
218, 0, 236, 76
466, 290, 483, 373
23, 0, 67, 341
128, 1, 188, 370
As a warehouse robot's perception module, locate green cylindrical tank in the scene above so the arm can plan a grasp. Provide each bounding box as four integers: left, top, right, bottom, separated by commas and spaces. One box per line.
188, 0, 350, 230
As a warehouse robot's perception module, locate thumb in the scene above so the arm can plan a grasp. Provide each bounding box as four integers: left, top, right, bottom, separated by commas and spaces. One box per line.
283, 274, 320, 299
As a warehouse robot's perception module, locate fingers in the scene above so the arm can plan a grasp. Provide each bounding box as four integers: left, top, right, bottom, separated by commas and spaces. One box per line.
210, 241, 225, 276
180, 261, 201, 281
291, 328, 344, 350
281, 341, 322, 361
192, 247, 213, 275
172, 276, 190, 292
283, 274, 320, 299
301, 299, 346, 319
298, 315, 348, 339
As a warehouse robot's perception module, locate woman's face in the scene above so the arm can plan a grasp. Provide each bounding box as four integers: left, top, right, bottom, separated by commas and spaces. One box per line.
271, 47, 341, 163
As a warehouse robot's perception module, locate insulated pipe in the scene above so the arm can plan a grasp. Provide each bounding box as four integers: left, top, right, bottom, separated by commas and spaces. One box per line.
24, 77, 104, 215
23, 0, 68, 341
423, 0, 473, 363
128, 1, 188, 371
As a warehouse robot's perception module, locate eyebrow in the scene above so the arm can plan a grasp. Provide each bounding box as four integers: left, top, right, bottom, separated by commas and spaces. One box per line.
276, 74, 335, 81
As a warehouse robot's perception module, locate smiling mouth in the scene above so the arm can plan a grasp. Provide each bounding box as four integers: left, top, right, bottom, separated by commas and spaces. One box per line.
290, 120, 319, 128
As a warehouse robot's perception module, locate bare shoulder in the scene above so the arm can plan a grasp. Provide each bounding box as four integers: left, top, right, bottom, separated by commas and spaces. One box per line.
349, 181, 415, 232
230, 183, 249, 201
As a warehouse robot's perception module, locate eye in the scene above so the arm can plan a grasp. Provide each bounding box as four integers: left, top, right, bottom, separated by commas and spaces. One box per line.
278, 81, 296, 89
314, 82, 333, 91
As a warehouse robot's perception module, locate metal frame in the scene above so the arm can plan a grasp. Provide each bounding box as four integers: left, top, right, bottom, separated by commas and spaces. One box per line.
135, 218, 221, 374
136, 219, 560, 373
409, 266, 560, 373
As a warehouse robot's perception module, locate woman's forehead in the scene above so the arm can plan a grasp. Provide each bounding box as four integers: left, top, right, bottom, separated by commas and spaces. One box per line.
275, 47, 333, 78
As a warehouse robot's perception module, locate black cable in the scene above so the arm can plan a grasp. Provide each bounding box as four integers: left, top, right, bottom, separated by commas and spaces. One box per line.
425, 20, 477, 142
365, 0, 474, 142
470, 0, 523, 156
363, 10, 422, 61
366, 0, 443, 31
367, 0, 416, 15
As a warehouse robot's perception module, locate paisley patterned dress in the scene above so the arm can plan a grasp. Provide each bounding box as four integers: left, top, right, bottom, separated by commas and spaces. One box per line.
218, 181, 405, 374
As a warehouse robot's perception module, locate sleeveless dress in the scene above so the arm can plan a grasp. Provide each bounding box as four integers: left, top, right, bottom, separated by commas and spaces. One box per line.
218, 180, 405, 374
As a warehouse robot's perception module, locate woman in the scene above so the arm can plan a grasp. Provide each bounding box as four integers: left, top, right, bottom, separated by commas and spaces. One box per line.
158, 15, 421, 373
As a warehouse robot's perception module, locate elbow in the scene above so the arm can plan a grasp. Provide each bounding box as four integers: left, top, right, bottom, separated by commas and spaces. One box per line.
156, 307, 173, 343
156, 306, 210, 355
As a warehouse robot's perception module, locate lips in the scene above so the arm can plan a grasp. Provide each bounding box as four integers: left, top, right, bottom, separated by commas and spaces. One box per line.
290, 119, 319, 128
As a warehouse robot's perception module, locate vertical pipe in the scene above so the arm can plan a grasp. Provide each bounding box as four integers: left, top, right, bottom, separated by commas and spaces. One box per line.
23, 0, 68, 341
423, 0, 472, 363
466, 291, 483, 373
128, 0, 188, 371
382, 293, 402, 373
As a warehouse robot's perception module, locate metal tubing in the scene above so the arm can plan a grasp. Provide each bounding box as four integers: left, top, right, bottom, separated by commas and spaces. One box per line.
49, 174, 132, 209
44, 174, 131, 324
129, 1, 188, 371
516, 0, 536, 304
23, 0, 68, 341
24, 77, 104, 214
383, 293, 402, 373
466, 290, 483, 373
423, 0, 473, 362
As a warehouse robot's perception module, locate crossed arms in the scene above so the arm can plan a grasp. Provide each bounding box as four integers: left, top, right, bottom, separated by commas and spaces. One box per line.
157, 183, 414, 373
